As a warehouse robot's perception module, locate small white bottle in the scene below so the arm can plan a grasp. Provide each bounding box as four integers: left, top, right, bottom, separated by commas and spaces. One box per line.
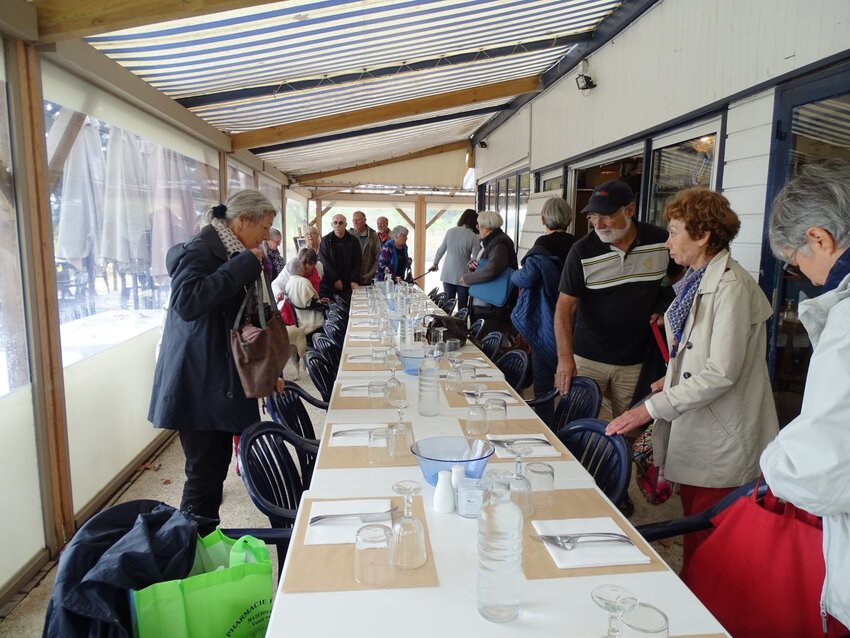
451, 464, 465, 492
433, 470, 455, 513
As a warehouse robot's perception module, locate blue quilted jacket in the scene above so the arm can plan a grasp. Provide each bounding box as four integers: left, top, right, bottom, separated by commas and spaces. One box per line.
510, 245, 563, 370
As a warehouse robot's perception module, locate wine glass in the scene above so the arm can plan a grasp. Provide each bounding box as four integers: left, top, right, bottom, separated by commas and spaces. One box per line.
465, 402, 488, 438
505, 443, 534, 517
390, 481, 427, 569
385, 353, 403, 402
432, 326, 447, 344
389, 399, 413, 457
466, 382, 486, 406
591, 584, 639, 638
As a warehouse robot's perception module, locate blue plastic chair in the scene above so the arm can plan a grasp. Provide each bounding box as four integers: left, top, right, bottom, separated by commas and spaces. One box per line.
495, 350, 529, 392
468, 317, 485, 340
311, 332, 341, 371
303, 350, 336, 402
526, 388, 559, 429
478, 331, 502, 361
557, 418, 631, 506
552, 376, 603, 434
237, 421, 307, 569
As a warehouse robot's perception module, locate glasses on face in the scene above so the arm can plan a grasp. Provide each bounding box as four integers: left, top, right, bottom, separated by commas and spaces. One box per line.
783, 248, 802, 277
332, 221, 346, 226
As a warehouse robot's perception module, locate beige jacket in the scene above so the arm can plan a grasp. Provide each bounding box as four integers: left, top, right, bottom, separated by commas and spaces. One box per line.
649, 250, 778, 487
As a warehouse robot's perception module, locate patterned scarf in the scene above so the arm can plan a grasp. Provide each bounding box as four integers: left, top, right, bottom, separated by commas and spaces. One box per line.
666, 263, 708, 357
210, 217, 246, 257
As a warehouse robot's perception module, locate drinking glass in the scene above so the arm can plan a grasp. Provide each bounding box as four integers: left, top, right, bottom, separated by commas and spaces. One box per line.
391, 481, 427, 569
354, 524, 394, 586
389, 400, 413, 457
525, 462, 555, 508
444, 338, 462, 357
368, 380, 388, 409
368, 428, 391, 466
433, 340, 447, 359
483, 398, 507, 431
505, 443, 534, 517
385, 353, 403, 402
445, 366, 463, 392
371, 346, 388, 371
432, 326, 446, 344
465, 403, 488, 438
621, 603, 669, 637
460, 365, 478, 389
591, 584, 640, 638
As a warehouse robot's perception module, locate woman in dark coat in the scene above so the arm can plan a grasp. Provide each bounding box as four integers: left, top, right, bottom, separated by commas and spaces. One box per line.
460, 210, 518, 336
511, 198, 576, 424
149, 189, 281, 528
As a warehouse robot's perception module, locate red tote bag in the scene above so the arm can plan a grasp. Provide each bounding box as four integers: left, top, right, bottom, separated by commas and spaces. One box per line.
684, 485, 825, 638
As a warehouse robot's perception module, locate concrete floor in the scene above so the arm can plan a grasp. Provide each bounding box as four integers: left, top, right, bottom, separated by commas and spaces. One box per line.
0, 368, 684, 637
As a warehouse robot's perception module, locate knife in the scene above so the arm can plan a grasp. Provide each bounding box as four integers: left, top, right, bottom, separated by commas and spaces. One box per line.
309, 507, 398, 526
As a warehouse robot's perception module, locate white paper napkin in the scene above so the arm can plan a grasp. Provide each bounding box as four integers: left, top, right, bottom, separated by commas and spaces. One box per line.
487, 434, 557, 458
531, 517, 650, 569
328, 423, 386, 447
304, 499, 393, 545
461, 358, 493, 368
348, 335, 372, 342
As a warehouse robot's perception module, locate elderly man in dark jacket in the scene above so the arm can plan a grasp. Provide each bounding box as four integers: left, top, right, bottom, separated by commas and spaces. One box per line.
318, 213, 362, 301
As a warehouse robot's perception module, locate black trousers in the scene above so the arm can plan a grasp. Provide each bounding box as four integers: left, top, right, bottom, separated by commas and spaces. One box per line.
178, 429, 233, 531
442, 282, 470, 311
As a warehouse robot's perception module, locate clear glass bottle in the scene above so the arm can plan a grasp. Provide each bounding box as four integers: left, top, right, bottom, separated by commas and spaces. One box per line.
417, 351, 439, 417
477, 475, 523, 623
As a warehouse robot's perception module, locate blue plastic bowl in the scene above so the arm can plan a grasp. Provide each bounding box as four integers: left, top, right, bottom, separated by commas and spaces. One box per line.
399, 347, 426, 375
411, 436, 496, 486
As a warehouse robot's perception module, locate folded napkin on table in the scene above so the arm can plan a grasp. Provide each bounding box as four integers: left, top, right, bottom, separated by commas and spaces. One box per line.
487, 434, 556, 458
466, 392, 519, 405
304, 499, 393, 545
531, 517, 650, 569
328, 423, 387, 447
338, 385, 370, 397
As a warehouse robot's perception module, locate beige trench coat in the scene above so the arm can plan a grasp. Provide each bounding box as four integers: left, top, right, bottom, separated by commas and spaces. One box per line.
649, 250, 778, 487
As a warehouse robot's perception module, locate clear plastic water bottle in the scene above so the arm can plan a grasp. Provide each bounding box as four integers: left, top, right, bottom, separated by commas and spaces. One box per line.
417, 351, 439, 417
477, 475, 523, 623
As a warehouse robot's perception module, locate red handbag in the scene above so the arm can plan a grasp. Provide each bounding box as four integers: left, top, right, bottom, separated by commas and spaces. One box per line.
684, 484, 826, 638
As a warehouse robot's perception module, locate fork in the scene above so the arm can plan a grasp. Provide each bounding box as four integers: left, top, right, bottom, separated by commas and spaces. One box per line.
490, 437, 553, 447
532, 533, 634, 550
309, 506, 398, 526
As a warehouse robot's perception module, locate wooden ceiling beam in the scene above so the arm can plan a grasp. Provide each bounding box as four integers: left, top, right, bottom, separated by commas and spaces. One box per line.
232, 75, 541, 150
32, 0, 285, 44
295, 140, 468, 183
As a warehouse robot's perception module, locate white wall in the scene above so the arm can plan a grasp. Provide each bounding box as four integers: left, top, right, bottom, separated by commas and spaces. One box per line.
312, 149, 468, 188
64, 329, 161, 513
530, 0, 850, 171
722, 89, 776, 280
476, 105, 531, 182
0, 386, 45, 589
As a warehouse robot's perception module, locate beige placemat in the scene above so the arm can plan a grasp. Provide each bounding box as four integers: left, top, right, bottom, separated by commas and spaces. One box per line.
438, 352, 496, 370
441, 380, 522, 409
281, 495, 438, 593
340, 353, 381, 372
522, 488, 665, 580
317, 422, 418, 469
330, 384, 407, 410
456, 418, 574, 463
345, 336, 382, 348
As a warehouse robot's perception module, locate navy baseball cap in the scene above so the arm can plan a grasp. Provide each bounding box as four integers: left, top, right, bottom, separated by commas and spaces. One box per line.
581, 180, 635, 214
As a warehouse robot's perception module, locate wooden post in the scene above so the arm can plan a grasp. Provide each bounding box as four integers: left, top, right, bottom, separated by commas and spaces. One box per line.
414, 195, 426, 289
5, 38, 74, 550
218, 150, 228, 203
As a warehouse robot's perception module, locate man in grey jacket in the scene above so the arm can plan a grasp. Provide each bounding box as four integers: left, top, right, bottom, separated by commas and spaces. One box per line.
349, 210, 381, 284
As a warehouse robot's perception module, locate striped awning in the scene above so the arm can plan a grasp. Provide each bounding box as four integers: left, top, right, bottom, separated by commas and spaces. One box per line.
87, 0, 625, 180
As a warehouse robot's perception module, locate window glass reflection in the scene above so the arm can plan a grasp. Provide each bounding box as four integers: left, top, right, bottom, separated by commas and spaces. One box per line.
647, 135, 715, 227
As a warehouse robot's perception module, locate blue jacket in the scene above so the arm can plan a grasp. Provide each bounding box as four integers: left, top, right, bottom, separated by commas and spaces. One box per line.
376, 238, 410, 281
510, 245, 563, 370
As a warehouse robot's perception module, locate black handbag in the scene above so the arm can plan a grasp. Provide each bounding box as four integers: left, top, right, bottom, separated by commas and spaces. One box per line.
424, 314, 468, 346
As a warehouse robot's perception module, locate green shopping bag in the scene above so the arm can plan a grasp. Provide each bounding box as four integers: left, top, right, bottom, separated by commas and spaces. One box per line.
131, 529, 273, 638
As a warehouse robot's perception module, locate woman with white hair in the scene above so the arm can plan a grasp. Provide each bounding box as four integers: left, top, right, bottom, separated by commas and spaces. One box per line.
460, 210, 518, 335
760, 160, 850, 635
511, 198, 576, 422
283, 257, 325, 335
377, 225, 411, 281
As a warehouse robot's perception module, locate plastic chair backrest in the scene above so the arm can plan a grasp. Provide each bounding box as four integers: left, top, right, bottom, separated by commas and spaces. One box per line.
496, 350, 529, 391
439, 297, 456, 314
262, 397, 320, 489
323, 317, 346, 347
468, 318, 485, 339
454, 307, 469, 321
433, 292, 447, 306
552, 376, 603, 434
557, 418, 631, 506
478, 331, 502, 361
312, 332, 341, 369
427, 287, 440, 301
303, 350, 336, 402
238, 421, 304, 529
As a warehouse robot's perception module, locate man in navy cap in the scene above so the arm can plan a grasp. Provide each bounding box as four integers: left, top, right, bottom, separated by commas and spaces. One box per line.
554, 180, 676, 424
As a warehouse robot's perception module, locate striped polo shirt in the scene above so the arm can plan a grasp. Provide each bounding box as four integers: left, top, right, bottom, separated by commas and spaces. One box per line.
559, 221, 675, 365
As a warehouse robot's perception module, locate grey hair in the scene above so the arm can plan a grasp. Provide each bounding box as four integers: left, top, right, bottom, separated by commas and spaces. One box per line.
541, 197, 573, 231
390, 225, 409, 239
269, 228, 282, 241
206, 189, 275, 224
304, 225, 320, 238
769, 160, 850, 258
298, 247, 318, 263
477, 210, 503, 230
285, 257, 303, 276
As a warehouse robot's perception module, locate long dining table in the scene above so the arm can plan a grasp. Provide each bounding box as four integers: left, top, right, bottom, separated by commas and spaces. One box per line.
264, 287, 729, 637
